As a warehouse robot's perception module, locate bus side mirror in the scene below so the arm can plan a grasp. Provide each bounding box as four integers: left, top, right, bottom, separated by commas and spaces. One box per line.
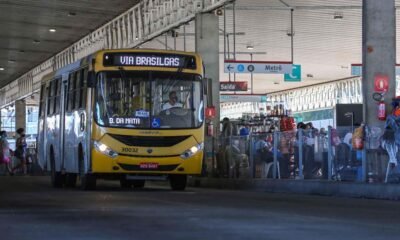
87, 71, 96, 88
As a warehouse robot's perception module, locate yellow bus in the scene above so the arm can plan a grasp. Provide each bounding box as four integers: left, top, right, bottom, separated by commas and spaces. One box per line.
37, 49, 205, 190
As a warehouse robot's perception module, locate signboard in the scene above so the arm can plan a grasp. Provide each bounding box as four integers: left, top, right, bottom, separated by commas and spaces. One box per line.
220, 94, 267, 103
220, 81, 248, 91
351, 64, 400, 76
224, 60, 292, 74
351, 64, 362, 76
103, 52, 196, 69
374, 74, 389, 92
284, 64, 301, 82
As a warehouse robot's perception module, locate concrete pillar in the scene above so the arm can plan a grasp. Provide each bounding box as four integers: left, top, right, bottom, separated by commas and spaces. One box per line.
195, 13, 220, 129
362, 0, 396, 126
15, 99, 26, 133
195, 13, 220, 175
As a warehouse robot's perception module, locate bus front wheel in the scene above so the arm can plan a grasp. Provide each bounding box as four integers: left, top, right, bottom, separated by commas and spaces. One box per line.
79, 152, 96, 190
169, 175, 187, 191
65, 173, 77, 188
50, 152, 63, 188
80, 174, 96, 190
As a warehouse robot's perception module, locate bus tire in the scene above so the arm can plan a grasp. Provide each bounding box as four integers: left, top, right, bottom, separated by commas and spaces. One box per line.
65, 173, 77, 188
120, 178, 133, 189
169, 174, 187, 191
50, 149, 63, 188
81, 174, 96, 190
132, 180, 145, 189
79, 148, 96, 191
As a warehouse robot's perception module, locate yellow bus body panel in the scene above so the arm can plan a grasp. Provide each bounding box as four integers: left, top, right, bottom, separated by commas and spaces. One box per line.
90, 49, 204, 175
91, 126, 204, 175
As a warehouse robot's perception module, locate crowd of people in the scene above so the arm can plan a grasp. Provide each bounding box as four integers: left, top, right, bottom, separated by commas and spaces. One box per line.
218, 117, 339, 179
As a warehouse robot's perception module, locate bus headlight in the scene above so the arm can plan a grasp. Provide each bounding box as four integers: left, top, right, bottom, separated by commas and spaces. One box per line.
181, 142, 204, 159
94, 141, 118, 158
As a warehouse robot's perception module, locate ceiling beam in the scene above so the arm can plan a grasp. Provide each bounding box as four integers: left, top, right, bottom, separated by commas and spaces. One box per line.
0, 35, 72, 43
0, 48, 53, 54
226, 5, 364, 10
278, 0, 291, 8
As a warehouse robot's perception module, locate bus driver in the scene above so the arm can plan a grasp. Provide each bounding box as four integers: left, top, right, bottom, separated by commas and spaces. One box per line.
162, 91, 183, 110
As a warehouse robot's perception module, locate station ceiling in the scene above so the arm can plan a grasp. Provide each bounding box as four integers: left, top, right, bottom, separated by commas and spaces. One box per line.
1, 0, 400, 94
143, 0, 400, 93
0, 0, 140, 87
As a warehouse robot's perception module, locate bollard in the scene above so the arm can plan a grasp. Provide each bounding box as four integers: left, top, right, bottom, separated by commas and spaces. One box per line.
249, 136, 255, 178
327, 126, 333, 180
298, 129, 304, 179
273, 131, 278, 179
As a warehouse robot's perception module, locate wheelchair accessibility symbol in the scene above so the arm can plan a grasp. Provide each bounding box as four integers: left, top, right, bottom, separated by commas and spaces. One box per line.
152, 118, 161, 128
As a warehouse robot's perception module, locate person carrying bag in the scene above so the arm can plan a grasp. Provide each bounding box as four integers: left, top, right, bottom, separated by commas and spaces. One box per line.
11, 128, 27, 175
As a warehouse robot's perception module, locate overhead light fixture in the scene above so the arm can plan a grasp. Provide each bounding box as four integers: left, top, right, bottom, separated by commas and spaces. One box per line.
286, 29, 294, 37
135, 37, 139, 40
246, 45, 254, 50
33, 39, 40, 44
215, 8, 223, 16
0, 67, 5, 71
334, 12, 343, 19
49, 28, 56, 33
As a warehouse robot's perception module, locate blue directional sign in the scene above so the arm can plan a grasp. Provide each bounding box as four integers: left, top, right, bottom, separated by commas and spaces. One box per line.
284, 64, 301, 82
237, 64, 245, 72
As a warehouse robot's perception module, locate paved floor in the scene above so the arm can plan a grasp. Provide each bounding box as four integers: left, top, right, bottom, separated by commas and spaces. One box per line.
0, 176, 400, 240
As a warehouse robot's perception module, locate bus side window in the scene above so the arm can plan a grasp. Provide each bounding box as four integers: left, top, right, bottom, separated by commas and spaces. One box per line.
67, 73, 75, 112
79, 68, 88, 109
39, 85, 46, 118
74, 71, 81, 110
54, 78, 61, 114
47, 81, 54, 115
65, 77, 69, 111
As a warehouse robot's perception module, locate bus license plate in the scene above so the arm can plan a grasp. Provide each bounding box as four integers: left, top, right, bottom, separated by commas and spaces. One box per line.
139, 163, 159, 169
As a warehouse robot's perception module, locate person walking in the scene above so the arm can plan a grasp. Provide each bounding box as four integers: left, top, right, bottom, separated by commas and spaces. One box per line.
11, 128, 27, 175
0, 131, 13, 175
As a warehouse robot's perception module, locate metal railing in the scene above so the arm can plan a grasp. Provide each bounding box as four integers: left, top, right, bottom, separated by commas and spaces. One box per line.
207, 126, 399, 184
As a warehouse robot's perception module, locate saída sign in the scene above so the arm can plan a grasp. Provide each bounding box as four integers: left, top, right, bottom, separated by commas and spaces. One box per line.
220, 81, 248, 92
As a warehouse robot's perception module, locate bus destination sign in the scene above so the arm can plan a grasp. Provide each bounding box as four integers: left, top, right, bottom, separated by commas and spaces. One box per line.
103, 52, 196, 69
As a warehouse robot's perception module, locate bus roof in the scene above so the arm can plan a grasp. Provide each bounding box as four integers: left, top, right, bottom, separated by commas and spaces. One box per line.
41, 49, 202, 83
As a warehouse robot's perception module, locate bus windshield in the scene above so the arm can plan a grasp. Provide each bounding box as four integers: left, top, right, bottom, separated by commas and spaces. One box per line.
95, 71, 204, 129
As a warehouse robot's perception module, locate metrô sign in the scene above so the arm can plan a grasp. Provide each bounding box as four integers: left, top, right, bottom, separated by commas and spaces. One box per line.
224, 60, 292, 74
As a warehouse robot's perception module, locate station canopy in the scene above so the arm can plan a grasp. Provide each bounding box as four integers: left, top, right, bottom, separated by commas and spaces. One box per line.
2, 0, 400, 94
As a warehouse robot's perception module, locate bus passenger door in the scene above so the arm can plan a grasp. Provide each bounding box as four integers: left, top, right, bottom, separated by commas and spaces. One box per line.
37, 85, 48, 170
75, 68, 89, 174
60, 75, 69, 171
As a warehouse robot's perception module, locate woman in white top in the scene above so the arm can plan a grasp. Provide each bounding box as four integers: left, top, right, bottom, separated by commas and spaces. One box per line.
0, 131, 12, 175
